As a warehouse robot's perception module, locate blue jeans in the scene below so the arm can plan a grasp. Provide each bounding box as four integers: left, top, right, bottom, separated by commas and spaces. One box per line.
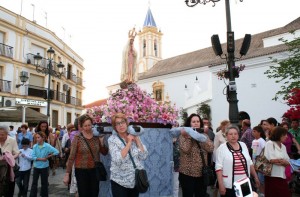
16, 169, 31, 197
30, 167, 49, 197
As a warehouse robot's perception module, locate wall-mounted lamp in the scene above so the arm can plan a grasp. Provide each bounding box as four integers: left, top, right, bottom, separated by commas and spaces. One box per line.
194, 76, 201, 93
184, 84, 190, 99
16, 71, 29, 88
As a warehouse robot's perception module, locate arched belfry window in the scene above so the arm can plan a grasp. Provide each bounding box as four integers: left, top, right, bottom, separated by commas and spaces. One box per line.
154, 39, 157, 57
143, 39, 146, 57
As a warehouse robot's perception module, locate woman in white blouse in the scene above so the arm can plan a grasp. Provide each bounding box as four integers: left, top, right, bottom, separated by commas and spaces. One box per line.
264, 126, 291, 197
108, 113, 148, 197
215, 125, 259, 197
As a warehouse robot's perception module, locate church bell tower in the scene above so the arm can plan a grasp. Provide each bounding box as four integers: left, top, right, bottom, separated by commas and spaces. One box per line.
138, 7, 163, 73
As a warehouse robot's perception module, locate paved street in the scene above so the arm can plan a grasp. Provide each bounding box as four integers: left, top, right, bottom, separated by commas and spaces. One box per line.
14, 167, 71, 197
11, 166, 214, 197
14, 167, 300, 197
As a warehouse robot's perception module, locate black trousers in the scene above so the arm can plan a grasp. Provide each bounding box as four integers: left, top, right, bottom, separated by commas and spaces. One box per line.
30, 167, 49, 197
6, 180, 15, 197
16, 169, 31, 197
179, 172, 207, 197
220, 188, 236, 197
75, 168, 99, 197
111, 180, 139, 197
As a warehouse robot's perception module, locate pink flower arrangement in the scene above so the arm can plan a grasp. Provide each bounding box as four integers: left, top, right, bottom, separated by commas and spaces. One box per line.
87, 83, 179, 125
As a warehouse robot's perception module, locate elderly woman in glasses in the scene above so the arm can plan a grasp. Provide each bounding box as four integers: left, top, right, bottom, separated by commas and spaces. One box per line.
108, 113, 148, 197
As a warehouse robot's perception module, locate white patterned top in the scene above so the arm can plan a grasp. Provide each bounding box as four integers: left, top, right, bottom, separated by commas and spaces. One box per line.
108, 134, 148, 188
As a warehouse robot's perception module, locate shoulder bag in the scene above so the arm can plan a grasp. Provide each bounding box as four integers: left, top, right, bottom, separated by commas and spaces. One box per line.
81, 134, 107, 181
254, 147, 273, 176
196, 141, 216, 186
117, 135, 149, 193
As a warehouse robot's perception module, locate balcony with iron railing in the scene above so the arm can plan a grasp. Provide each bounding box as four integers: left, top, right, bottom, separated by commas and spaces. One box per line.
0, 79, 11, 93
0, 43, 13, 59
25, 85, 82, 106
76, 98, 82, 106
66, 71, 77, 83
26, 53, 83, 85
76, 77, 83, 86
26, 53, 61, 73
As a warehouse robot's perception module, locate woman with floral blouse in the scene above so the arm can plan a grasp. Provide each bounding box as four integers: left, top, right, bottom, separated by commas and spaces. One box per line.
108, 113, 148, 197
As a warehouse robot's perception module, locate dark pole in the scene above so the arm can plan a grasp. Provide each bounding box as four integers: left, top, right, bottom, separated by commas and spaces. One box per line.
225, 0, 239, 125
47, 60, 52, 124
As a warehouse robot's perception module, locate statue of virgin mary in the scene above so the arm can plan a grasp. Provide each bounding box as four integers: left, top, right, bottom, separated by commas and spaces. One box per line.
120, 27, 138, 83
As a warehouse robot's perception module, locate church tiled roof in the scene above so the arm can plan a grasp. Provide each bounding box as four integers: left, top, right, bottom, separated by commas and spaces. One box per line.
139, 17, 300, 80
84, 99, 107, 109
143, 8, 157, 27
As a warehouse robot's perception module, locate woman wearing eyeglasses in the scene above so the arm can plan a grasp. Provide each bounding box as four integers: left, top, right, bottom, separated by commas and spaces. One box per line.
108, 113, 148, 197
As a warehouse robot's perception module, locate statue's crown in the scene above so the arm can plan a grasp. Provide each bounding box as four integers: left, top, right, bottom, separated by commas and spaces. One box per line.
128, 27, 137, 40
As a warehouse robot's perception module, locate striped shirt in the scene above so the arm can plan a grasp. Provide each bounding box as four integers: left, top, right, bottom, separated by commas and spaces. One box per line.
233, 151, 246, 175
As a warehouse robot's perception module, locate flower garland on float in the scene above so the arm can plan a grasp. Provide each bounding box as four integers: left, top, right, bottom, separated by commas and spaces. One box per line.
87, 83, 179, 126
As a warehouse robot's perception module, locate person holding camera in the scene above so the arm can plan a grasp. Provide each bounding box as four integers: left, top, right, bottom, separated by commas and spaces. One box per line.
108, 113, 148, 197
178, 113, 214, 197
63, 114, 108, 197
215, 125, 259, 197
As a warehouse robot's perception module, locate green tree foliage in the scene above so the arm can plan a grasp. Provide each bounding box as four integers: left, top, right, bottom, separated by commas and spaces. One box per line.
196, 103, 211, 120
179, 108, 188, 125
264, 32, 300, 100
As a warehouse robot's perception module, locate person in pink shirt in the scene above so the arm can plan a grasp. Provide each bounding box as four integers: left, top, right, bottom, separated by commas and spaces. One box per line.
281, 122, 300, 159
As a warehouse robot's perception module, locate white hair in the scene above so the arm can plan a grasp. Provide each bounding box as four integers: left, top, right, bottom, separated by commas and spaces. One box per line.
225, 125, 240, 135
0, 125, 10, 134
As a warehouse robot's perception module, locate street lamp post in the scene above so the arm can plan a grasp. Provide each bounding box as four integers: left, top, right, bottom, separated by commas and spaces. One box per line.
224, 0, 239, 125
33, 47, 64, 124
185, 0, 250, 125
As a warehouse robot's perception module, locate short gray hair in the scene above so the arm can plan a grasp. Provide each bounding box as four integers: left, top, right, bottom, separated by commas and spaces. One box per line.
0, 125, 10, 134
225, 124, 240, 135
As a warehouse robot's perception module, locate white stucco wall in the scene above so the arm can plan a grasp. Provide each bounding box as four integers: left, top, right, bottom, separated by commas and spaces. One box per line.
138, 66, 211, 110
210, 54, 289, 129
138, 51, 290, 131
263, 29, 300, 48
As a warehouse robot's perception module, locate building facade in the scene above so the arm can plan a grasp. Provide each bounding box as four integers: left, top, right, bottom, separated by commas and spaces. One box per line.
0, 6, 84, 127
137, 17, 300, 128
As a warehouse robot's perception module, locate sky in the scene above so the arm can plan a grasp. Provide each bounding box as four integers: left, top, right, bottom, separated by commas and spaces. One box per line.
1, 0, 300, 104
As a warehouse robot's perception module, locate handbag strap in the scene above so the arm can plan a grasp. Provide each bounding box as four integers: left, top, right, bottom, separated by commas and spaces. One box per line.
195, 140, 207, 167
80, 133, 97, 162
259, 147, 266, 157
117, 135, 137, 169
